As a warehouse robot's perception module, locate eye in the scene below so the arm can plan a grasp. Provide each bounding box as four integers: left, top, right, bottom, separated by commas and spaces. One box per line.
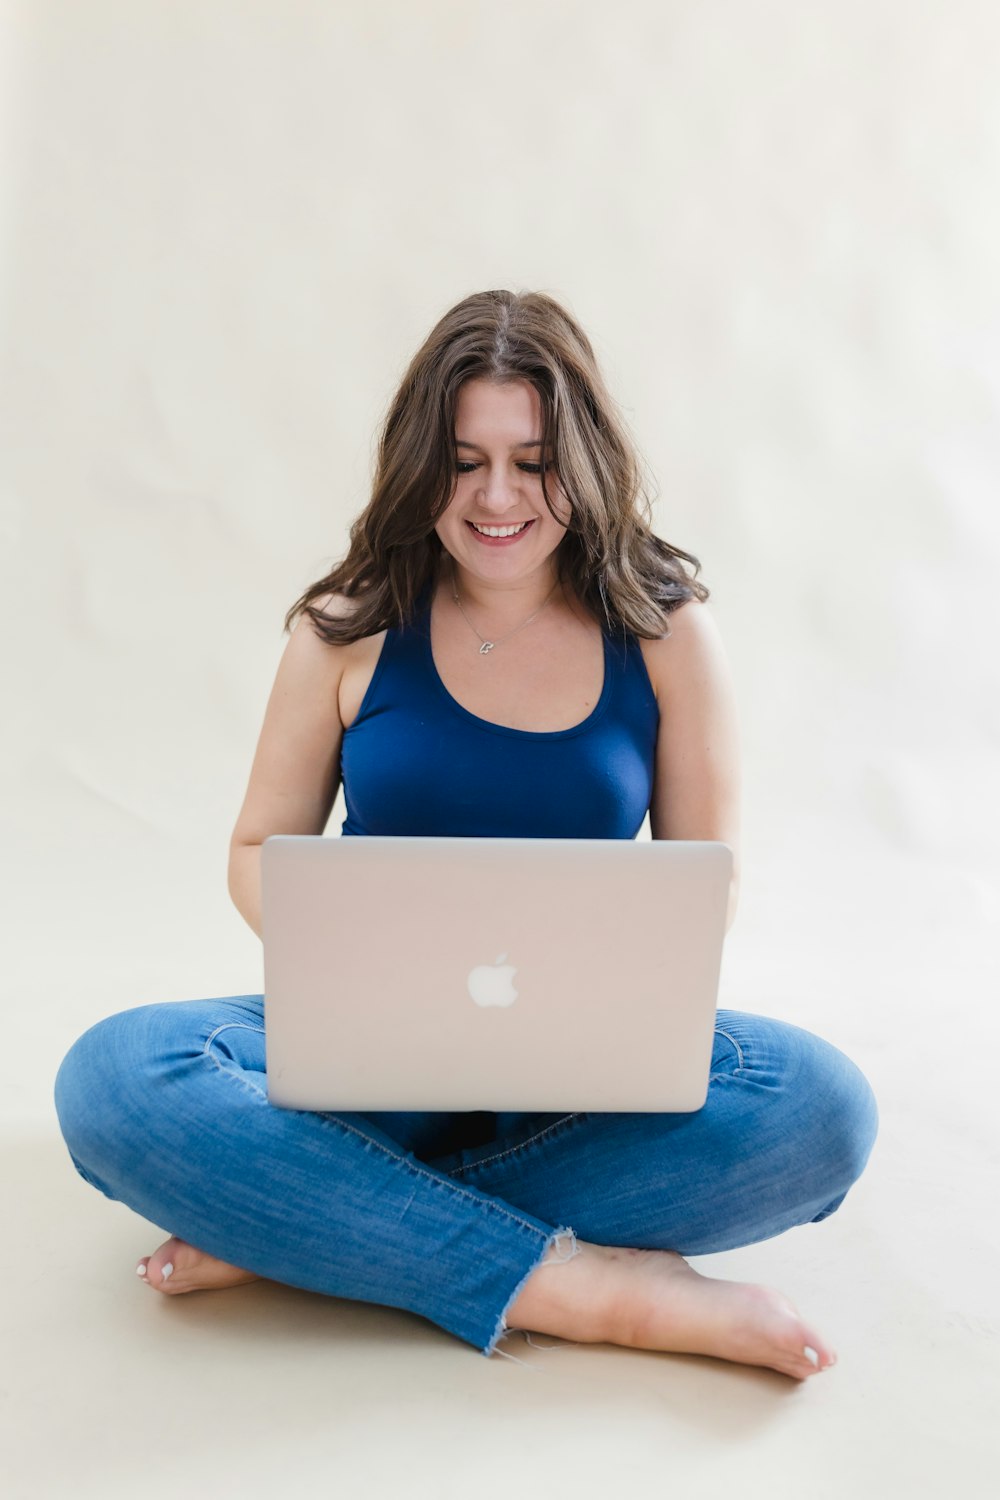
455, 462, 546, 475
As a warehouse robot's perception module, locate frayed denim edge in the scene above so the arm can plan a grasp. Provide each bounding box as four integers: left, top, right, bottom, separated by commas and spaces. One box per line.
483, 1225, 582, 1367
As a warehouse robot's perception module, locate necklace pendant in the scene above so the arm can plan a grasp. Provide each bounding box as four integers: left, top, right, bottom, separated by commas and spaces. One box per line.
479, 641, 495, 655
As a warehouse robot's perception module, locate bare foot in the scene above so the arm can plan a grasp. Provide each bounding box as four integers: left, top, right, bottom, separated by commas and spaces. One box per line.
506, 1241, 838, 1382
136, 1236, 260, 1295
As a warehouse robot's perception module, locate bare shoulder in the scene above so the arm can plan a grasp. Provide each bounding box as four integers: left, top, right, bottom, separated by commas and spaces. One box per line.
229, 593, 367, 849
293, 591, 393, 732
288, 590, 380, 661
637, 598, 734, 704
294, 590, 363, 633
639, 598, 741, 899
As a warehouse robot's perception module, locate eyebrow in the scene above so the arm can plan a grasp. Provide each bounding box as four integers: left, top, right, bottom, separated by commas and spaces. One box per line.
455, 439, 545, 450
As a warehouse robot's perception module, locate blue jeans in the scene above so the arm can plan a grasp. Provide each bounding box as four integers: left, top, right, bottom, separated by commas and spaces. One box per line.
53, 996, 879, 1358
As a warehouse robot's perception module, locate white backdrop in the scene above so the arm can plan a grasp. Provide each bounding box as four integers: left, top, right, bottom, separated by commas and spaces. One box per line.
4, 3, 1000, 1492
2, 1, 997, 1147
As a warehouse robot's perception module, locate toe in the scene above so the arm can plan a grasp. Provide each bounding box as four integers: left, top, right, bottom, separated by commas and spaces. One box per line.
808, 1341, 837, 1371
144, 1237, 184, 1292
795, 1342, 837, 1377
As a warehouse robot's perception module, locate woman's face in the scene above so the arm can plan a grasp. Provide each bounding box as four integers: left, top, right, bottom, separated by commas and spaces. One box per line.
434, 378, 572, 585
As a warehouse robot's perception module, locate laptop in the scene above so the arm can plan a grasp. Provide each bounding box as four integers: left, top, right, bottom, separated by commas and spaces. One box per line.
260, 835, 732, 1113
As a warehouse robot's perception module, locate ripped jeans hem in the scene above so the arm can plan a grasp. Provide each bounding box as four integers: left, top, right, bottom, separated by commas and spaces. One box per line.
482, 1225, 582, 1360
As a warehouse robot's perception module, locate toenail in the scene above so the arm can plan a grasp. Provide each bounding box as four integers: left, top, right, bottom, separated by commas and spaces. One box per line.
803, 1345, 820, 1367
160, 1261, 174, 1281
136, 1263, 147, 1277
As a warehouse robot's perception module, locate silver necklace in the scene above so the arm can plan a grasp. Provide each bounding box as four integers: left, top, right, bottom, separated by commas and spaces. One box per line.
450, 566, 561, 655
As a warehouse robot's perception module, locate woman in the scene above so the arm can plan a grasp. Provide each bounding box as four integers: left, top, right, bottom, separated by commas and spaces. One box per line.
54, 289, 878, 1380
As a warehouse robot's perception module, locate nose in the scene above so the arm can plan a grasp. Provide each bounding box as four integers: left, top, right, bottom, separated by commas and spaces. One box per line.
476, 467, 524, 514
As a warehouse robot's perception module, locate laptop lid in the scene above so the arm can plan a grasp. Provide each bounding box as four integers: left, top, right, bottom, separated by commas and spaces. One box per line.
260, 835, 732, 1113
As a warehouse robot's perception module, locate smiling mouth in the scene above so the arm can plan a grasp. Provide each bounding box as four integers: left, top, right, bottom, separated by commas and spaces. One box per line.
465, 519, 536, 537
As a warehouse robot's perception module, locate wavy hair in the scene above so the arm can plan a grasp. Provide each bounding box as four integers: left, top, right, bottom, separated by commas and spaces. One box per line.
284, 289, 709, 643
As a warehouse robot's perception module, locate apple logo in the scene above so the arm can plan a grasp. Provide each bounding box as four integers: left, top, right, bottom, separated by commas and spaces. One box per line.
468, 952, 518, 1008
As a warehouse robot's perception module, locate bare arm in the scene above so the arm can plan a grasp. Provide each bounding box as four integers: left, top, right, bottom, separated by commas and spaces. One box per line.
227, 594, 351, 941
640, 599, 742, 934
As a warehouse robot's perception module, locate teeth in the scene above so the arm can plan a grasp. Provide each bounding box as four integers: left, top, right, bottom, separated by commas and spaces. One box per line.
470, 521, 530, 538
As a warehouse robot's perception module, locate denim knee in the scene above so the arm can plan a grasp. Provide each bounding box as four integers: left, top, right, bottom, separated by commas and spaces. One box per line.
805, 1035, 880, 1203
53, 1005, 161, 1190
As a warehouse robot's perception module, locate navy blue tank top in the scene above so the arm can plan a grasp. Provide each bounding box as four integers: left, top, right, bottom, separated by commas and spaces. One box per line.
339, 588, 659, 840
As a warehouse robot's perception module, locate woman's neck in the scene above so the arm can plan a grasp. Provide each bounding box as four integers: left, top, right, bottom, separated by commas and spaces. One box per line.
439, 556, 564, 621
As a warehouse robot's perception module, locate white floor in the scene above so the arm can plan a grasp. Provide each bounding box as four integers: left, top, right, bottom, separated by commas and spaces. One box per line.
6, 849, 998, 1499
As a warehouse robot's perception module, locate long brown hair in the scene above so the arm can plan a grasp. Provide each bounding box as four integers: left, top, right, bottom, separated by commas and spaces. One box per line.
284, 289, 710, 644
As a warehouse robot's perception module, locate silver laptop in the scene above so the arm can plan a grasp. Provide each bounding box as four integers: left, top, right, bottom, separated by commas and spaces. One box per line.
260, 835, 732, 1113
